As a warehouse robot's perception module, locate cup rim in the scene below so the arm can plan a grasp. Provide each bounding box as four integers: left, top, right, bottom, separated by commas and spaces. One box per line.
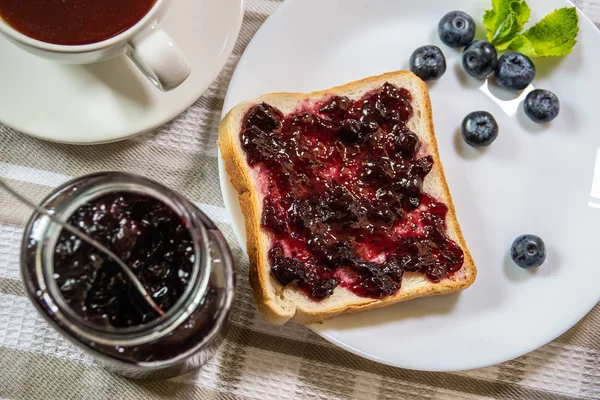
0, 0, 165, 53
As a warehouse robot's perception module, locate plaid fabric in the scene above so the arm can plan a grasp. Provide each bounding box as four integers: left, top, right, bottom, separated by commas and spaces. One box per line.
0, 0, 599, 399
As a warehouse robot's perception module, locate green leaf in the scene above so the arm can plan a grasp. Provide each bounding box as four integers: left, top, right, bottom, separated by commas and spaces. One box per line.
508, 7, 579, 57
483, 0, 531, 47
495, 38, 516, 51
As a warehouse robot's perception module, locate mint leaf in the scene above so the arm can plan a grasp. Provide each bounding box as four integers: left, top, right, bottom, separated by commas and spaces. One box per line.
505, 35, 535, 54
483, 0, 531, 47
495, 37, 517, 51
508, 7, 579, 57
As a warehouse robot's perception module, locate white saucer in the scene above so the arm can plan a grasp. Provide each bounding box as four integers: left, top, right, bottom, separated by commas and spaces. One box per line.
220, 0, 600, 371
0, 0, 244, 144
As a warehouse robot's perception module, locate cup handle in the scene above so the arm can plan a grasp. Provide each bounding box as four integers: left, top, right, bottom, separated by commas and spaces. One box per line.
127, 24, 191, 92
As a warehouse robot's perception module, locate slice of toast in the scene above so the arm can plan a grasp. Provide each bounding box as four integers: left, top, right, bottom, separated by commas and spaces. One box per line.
218, 70, 476, 325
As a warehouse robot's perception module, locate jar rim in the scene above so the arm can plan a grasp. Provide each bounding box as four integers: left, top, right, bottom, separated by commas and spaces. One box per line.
27, 172, 212, 347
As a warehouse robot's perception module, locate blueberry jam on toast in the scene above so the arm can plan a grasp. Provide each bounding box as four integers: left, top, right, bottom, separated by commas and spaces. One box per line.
239, 82, 465, 301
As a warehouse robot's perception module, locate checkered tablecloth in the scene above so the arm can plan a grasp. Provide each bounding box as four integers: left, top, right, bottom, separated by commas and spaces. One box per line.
0, 1, 599, 399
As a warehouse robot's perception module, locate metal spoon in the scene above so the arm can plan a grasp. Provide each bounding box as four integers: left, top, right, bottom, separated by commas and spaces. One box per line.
0, 179, 165, 316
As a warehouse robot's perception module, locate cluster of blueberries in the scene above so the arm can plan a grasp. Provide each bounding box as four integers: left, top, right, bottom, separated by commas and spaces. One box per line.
409, 10, 560, 153
410, 11, 550, 269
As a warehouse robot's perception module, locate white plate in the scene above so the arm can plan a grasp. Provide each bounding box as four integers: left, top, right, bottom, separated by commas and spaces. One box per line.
219, 0, 600, 371
0, 0, 244, 144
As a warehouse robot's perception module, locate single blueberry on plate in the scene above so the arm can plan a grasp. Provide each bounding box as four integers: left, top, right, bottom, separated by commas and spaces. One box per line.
461, 111, 498, 148
511, 234, 546, 269
462, 41, 498, 78
438, 11, 475, 48
495, 52, 536, 91
409, 45, 446, 82
524, 89, 560, 123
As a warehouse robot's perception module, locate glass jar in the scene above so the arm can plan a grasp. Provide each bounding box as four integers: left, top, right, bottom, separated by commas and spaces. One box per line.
20, 172, 235, 380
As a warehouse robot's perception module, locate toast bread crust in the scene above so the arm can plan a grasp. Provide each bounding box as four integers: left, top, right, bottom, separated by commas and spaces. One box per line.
218, 70, 476, 325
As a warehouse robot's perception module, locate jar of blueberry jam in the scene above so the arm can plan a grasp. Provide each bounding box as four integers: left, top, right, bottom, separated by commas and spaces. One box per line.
20, 172, 235, 380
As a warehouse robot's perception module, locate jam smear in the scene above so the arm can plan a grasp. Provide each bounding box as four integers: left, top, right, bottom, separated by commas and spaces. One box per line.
240, 82, 464, 300
53, 192, 195, 328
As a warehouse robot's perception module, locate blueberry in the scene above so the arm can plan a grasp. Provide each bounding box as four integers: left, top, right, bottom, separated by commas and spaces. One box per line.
524, 89, 560, 123
311, 277, 340, 299
461, 111, 498, 148
462, 41, 498, 78
409, 45, 446, 82
246, 103, 283, 132
438, 11, 476, 48
511, 234, 546, 269
396, 131, 420, 157
339, 119, 362, 143
495, 52, 535, 91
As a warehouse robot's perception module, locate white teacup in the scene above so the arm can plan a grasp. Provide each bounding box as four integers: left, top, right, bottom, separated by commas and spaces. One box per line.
0, 0, 190, 91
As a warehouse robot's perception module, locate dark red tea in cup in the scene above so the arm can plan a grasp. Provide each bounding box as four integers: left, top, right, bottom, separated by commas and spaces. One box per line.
0, 0, 156, 45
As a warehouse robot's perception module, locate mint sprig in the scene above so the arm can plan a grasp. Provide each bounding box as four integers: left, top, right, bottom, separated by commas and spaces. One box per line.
483, 1, 579, 57
483, 0, 531, 50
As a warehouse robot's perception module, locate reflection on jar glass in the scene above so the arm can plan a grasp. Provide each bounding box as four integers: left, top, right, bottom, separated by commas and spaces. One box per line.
21, 172, 235, 380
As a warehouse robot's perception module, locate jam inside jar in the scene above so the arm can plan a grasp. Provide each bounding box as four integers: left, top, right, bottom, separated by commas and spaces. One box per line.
54, 192, 196, 329
21, 172, 235, 380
